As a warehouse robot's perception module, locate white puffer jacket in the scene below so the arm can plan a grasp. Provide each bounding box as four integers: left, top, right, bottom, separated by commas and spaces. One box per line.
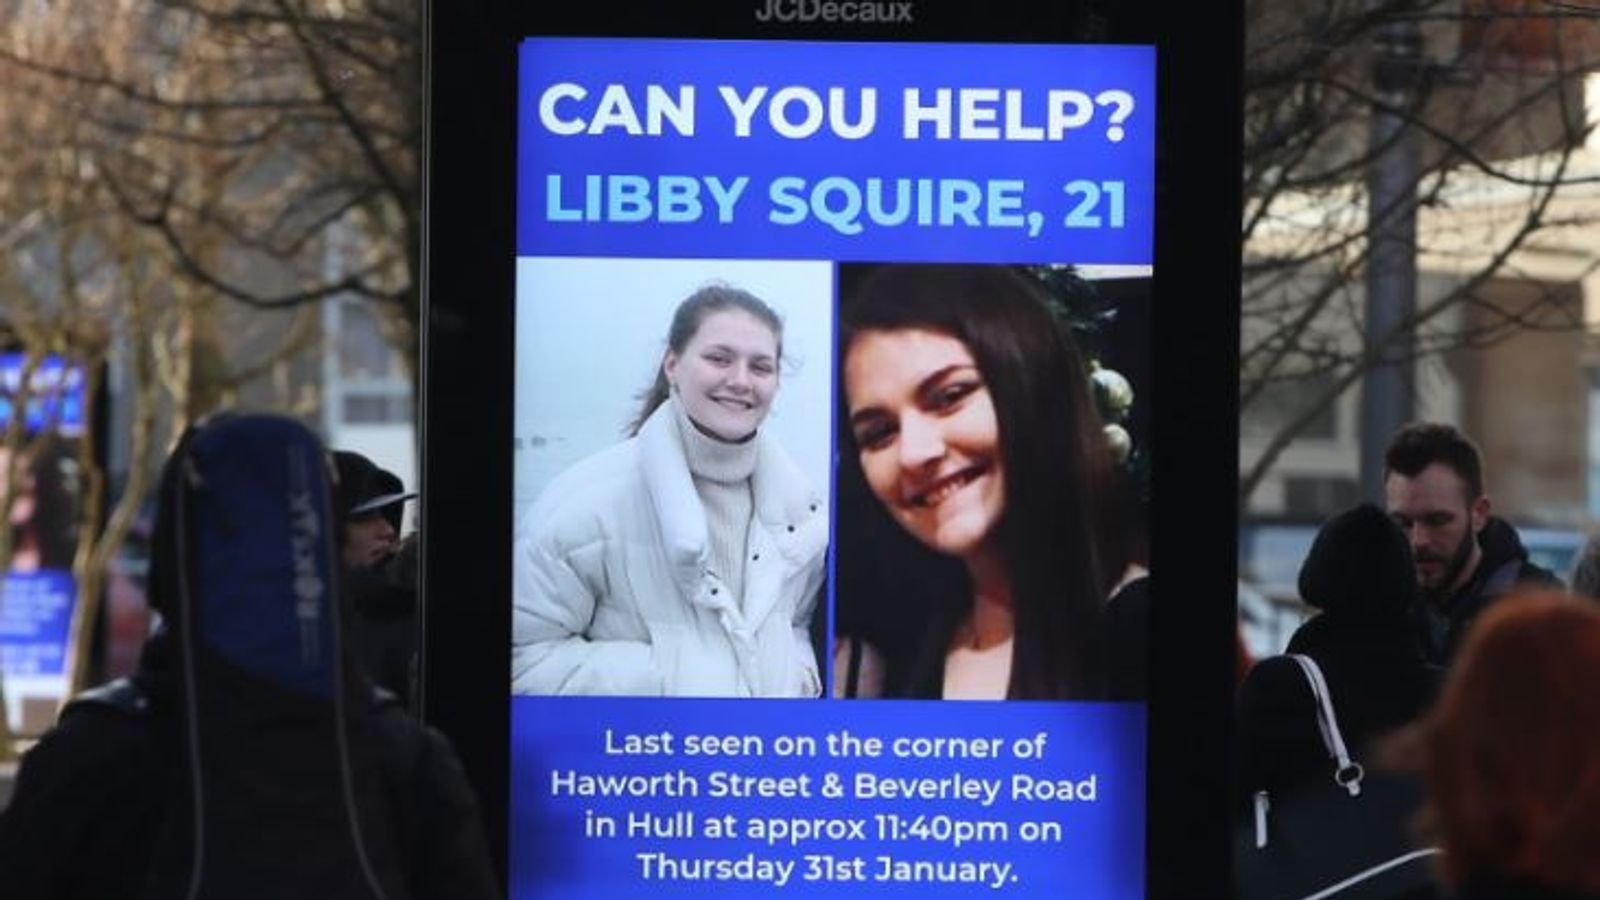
511, 403, 827, 696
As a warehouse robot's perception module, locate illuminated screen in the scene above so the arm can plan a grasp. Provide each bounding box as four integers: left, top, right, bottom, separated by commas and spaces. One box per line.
511, 37, 1154, 898
0, 353, 88, 735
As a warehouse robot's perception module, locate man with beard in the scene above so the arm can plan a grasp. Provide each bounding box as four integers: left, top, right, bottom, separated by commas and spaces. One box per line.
1383, 422, 1559, 665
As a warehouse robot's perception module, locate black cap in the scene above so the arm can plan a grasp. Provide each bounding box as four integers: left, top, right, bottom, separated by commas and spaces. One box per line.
333, 450, 415, 533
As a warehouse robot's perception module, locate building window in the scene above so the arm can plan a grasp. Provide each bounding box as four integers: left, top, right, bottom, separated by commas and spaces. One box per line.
1241, 372, 1341, 441
337, 301, 400, 380
1460, 0, 1600, 71
325, 298, 411, 432
1284, 476, 1360, 518
342, 393, 411, 425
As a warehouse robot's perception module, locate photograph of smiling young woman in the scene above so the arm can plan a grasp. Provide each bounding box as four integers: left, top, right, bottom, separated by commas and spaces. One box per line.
512, 283, 829, 697
0, 437, 78, 575
832, 264, 1145, 701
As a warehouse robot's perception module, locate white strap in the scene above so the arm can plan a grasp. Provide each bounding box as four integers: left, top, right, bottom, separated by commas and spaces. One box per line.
1253, 791, 1270, 849
1287, 654, 1364, 797
1298, 848, 1440, 900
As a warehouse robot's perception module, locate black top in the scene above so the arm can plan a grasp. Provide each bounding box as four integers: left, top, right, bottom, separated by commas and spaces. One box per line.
1236, 504, 1443, 802
1423, 516, 1560, 665
0, 634, 498, 900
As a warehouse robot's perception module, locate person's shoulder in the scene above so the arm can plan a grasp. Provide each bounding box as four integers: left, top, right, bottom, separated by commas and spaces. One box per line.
1517, 557, 1562, 589
365, 699, 480, 802
752, 432, 827, 535
1486, 518, 1557, 584
754, 428, 804, 474
12, 682, 162, 789
366, 693, 438, 752
57, 679, 159, 738
755, 431, 820, 493
362, 702, 500, 898
1238, 655, 1318, 713
1234, 655, 1326, 777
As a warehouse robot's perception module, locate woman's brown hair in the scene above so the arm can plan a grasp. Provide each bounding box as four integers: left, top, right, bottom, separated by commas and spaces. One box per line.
1419, 590, 1600, 891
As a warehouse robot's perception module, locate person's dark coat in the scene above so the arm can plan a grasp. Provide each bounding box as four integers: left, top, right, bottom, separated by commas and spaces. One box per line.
1423, 515, 1560, 665
1105, 573, 1150, 702
0, 649, 176, 899
1234, 506, 1447, 900
0, 420, 494, 900
0, 632, 494, 900
347, 533, 420, 707
1236, 504, 1444, 801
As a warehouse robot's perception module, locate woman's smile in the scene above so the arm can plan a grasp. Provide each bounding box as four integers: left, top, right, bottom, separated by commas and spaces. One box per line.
711, 393, 756, 410
905, 462, 992, 508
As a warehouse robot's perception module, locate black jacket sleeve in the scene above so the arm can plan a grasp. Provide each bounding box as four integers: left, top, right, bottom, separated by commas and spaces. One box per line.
0, 704, 171, 899
371, 707, 499, 900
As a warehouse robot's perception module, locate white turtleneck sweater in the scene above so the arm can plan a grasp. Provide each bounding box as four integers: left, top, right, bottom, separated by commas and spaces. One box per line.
672, 394, 758, 608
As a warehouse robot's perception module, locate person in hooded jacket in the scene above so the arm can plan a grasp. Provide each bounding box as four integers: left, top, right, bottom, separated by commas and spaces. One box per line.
0, 417, 496, 900
1235, 504, 1445, 820
1234, 504, 1447, 900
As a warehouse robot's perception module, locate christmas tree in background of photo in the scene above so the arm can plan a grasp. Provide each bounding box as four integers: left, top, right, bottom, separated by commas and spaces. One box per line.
1025, 264, 1148, 509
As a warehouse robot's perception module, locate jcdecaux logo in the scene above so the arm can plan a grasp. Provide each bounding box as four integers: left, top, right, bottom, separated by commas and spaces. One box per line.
755, 0, 913, 23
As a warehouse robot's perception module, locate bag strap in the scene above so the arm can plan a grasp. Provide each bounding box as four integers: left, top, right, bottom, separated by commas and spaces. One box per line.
67, 678, 151, 717
1252, 790, 1270, 850
1301, 848, 1441, 900
1287, 654, 1364, 797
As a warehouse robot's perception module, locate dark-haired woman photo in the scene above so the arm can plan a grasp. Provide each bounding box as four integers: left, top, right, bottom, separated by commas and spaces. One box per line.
512, 283, 828, 697
834, 263, 1144, 701
1, 439, 77, 575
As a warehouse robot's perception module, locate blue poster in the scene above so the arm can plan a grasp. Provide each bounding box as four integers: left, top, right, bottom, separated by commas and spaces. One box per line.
518, 39, 1153, 264
513, 37, 1154, 899
0, 354, 88, 437
0, 570, 76, 678
511, 699, 1144, 899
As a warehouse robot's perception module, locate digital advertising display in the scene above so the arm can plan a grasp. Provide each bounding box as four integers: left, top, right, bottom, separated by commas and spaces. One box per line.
509, 37, 1155, 899
0, 353, 88, 735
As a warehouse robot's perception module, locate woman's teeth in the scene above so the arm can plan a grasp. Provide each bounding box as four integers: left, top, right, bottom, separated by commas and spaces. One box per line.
912, 468, 980, 507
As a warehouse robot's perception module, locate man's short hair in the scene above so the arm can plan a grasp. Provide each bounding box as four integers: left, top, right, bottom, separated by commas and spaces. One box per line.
1384, 422, 1485, 500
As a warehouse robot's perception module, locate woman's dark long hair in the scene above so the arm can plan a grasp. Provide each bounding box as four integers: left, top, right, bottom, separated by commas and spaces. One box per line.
626, 284, 784, 437
836, 264, 1123, 699
6, 436, 77, 571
